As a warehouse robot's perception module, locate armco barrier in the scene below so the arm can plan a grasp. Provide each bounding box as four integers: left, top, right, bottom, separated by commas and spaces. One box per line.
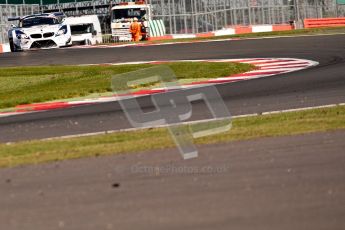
304, 18, 345, 28
0, 43, 10, 53
149, 24, 294, 41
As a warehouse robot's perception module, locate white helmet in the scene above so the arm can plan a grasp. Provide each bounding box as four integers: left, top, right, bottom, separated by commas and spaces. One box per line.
133, 17, 138, 21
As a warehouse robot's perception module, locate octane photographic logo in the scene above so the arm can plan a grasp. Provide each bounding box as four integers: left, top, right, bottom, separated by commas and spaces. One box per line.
112, 65, 232, 160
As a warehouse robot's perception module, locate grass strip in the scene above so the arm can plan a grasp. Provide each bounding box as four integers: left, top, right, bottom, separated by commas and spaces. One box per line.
0, 62, 254, 109
1, 105, 344, 168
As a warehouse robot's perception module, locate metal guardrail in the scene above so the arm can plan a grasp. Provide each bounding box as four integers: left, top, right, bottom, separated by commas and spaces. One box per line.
304, 17, 345, 28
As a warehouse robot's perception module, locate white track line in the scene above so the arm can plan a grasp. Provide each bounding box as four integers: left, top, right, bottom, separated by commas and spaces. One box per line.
254, 61, 310, 67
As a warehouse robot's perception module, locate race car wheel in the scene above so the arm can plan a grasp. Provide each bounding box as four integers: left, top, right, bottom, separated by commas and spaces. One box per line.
9, 39, 15, 52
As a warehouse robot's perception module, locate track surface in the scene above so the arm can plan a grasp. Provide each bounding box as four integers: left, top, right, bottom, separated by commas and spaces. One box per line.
1, 131, 344, 230
0, 34, 345, 142
0, 35, 345, 230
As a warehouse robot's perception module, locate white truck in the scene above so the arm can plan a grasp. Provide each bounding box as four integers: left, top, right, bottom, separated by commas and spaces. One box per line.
111, 1, 151, 41
64, 15, 102, 45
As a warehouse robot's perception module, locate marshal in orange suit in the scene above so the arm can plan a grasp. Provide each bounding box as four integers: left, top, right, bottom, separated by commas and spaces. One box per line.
130, 17, 142, 42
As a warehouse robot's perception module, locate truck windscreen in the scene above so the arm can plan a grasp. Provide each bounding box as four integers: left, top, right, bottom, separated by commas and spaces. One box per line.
112, 8, 147, 21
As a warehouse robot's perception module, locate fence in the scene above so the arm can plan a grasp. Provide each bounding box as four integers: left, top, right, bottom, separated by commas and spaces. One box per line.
148, 0, 345, 34
0, 0, 92, 4
149, 0, 294, 34
0, 4, 40, 43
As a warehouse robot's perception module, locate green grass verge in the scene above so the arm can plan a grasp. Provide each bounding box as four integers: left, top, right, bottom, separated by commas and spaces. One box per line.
0, 62, 254, 109
1, 105, 344, 168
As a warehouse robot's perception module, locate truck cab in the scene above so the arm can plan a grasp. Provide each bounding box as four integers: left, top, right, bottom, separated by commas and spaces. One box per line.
111, 1, 151, 41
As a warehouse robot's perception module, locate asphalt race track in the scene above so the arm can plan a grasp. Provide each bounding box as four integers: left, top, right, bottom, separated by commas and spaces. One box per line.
0, 34, 345, 230
0, 34, 345, 142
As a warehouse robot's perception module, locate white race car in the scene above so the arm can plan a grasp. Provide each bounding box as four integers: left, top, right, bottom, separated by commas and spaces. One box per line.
8, 13, 72, 52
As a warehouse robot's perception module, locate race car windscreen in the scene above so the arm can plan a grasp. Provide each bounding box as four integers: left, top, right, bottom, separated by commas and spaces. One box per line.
70, 24, 93, 35
112, 8, 147, 21
22, 17, 60, 28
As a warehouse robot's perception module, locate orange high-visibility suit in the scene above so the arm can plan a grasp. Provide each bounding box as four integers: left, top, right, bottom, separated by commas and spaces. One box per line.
130, 21, 142, 42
